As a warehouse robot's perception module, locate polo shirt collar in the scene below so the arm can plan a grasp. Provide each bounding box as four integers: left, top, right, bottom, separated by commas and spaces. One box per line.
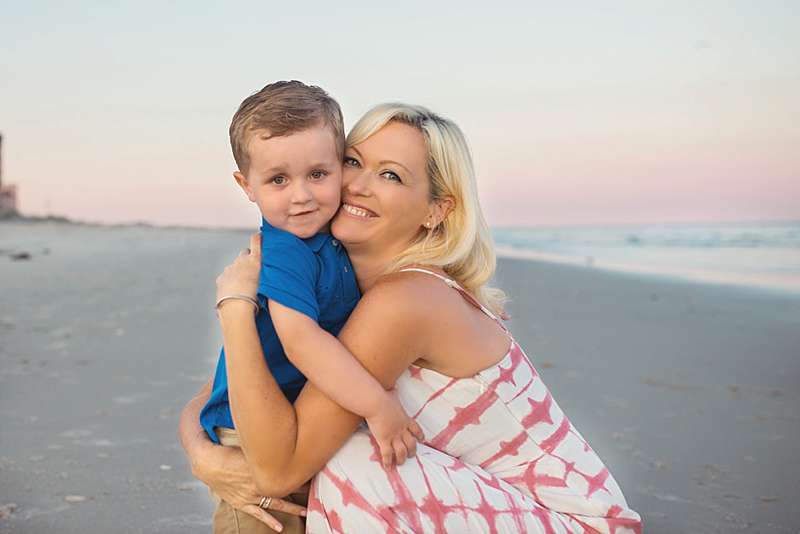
260, 218, 329, 252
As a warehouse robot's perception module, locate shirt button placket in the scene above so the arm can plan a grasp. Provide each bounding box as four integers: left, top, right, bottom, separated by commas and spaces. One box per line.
332, 238, 346, 300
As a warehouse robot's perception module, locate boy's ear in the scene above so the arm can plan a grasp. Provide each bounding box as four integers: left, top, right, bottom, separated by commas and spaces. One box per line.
233, 171, 256, 202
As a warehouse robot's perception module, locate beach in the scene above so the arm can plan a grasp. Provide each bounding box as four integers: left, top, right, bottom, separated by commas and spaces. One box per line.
1, 220, 798, 534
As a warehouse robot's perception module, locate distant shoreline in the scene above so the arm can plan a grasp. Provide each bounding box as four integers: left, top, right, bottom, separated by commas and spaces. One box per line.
4, 212, 799, 233
0, 213, 253, 233
4, 215, 799, 296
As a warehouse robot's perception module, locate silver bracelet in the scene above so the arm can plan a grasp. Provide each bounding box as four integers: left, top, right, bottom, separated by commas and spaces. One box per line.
215, 294, 260, 314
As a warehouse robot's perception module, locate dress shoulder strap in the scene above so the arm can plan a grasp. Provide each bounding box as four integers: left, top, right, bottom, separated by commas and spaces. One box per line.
397, 267, 503, 325
398, 267, 460, 288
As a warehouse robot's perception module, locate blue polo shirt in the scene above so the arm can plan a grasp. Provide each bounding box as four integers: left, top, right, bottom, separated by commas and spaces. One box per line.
199, 218, 360, 443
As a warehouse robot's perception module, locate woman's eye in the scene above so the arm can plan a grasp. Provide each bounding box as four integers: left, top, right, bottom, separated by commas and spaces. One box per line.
271, 176, 286, 185
310, 170, 327, 180
381, 171, 401, 183
343, 156, 360, 167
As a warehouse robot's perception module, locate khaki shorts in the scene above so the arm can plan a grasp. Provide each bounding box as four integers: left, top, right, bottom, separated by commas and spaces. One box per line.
210, 428, 308, 534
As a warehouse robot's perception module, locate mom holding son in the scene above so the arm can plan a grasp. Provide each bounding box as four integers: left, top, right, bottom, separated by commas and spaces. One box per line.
179, 81, 641, 534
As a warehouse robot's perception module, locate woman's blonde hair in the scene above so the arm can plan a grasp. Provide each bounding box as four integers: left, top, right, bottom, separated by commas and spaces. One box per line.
347, 103, 508, 316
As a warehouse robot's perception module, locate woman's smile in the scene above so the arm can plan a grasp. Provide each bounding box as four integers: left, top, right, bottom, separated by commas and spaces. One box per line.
341, 202, 378, 219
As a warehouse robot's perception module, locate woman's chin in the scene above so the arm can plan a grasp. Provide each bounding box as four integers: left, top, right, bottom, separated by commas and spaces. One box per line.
331, 215, 372, 243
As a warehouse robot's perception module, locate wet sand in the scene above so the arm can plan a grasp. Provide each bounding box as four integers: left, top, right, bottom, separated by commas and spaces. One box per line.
1, 220, 798, 533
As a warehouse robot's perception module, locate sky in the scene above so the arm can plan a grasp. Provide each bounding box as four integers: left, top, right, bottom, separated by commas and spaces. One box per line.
1, 1, 798, 228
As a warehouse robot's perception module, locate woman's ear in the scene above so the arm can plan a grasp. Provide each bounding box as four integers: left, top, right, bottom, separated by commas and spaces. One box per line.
430, 196, 455, 227
234, 171, 256, 203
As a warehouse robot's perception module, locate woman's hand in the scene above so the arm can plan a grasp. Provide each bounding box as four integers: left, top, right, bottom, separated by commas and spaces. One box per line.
195, 444, 306, 531
216, 233, 262, 303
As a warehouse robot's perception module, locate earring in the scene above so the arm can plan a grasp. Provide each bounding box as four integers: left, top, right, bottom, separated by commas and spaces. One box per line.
425, 221, 431, 228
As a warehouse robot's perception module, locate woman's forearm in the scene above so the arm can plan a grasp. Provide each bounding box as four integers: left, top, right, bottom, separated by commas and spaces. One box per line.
219, 301, 302, 494
221, 284, 423, 496
208, 233, 356, 497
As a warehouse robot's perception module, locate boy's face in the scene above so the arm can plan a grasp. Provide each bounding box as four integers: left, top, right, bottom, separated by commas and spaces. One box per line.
235, 126, 342, 239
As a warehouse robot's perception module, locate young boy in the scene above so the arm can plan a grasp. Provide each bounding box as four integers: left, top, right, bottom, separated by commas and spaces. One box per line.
200, 81, 421, 531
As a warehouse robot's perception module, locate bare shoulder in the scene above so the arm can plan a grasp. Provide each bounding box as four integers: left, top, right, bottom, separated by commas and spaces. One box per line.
362, 270, 453, 312
350, 269, 459, 333
335, 271, 451, 385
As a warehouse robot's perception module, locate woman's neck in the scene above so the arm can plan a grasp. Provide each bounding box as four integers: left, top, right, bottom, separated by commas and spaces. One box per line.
346, 246, 395, 293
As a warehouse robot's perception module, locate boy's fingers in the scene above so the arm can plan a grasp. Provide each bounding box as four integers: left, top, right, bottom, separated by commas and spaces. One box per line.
402, 429, 417, 458
393, 436, 408, 465
379, 440, 393, 468
409, 420, 425, 441
382, 449, 393, 469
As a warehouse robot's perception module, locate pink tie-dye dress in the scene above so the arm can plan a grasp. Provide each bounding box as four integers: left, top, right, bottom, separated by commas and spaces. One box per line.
307, 268, 642, 533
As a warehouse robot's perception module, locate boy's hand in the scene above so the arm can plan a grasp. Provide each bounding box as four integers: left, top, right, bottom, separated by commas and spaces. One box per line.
216, 233, 262, 302
365, 392, 425, 468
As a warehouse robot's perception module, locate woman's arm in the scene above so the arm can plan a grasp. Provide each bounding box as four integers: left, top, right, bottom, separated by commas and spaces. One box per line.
226, 276, 427, 497
178, 378, 258, 502
177, 377, 214, 477
201, 234, 426, 495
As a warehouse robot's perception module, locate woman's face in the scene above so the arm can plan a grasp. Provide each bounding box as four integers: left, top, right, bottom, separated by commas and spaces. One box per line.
332, 121, 432, 257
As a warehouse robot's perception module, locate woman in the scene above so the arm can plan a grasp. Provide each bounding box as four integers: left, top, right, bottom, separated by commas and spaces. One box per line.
180, 104, 642, 533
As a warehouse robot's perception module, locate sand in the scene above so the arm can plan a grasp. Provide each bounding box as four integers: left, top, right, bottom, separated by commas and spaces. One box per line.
1, 220, 798, 533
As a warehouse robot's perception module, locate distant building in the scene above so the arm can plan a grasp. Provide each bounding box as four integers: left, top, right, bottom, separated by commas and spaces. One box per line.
0, 133, 19, 217
0, 184, 18, 217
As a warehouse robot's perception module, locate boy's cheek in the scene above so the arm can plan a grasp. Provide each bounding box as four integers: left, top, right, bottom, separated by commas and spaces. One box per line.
325, 176, 343, 202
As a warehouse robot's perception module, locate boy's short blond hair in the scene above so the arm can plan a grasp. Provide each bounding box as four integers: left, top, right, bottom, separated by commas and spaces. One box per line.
229, 80, 345, 173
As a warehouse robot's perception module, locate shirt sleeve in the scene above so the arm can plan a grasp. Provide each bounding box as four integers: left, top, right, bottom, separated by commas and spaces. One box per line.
258, 233, 321, 321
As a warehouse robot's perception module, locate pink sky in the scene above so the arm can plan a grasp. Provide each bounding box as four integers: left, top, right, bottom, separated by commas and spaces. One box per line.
2, 4, 798, 228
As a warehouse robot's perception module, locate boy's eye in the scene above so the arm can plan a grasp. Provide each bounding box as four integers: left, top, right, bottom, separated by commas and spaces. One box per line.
310, 170, 327, 180
343, 156, 360, 167
381, 171, 401, 183
271, 176, 286, 185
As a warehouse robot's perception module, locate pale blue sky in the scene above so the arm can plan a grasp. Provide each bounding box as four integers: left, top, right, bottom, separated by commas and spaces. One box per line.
2, 1, 798, 227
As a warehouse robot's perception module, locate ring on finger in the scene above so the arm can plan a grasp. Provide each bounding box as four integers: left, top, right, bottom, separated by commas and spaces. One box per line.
258, 496, 272, 510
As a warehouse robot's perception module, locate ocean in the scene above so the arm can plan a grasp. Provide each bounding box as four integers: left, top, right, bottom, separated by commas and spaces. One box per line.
492, 220, 800, 293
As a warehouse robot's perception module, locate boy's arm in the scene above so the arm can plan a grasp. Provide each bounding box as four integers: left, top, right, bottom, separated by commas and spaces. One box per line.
268, 299, 392, 420
269, 299, 423, 467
